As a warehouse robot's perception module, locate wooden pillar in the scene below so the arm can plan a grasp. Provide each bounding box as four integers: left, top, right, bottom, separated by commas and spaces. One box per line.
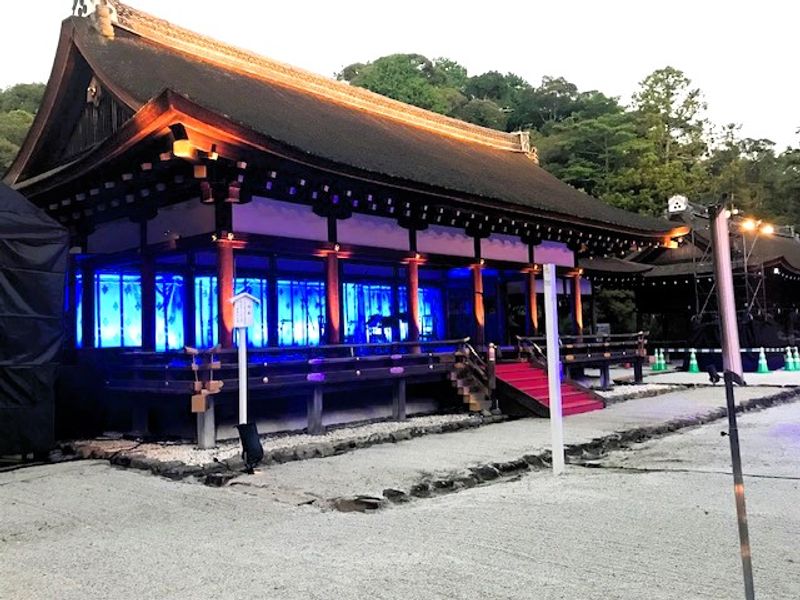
183, 253, 196, 348
217, 239, 234, 349
392, 379, 407, 421
80, 260, 95, 349
472, 263, 485, 348
589, 280, 597, 335
325, 251, 341, 344
267, 254, 279, 347
138, 221, 156, 351
527, 269, 539, 335
407, 259, 421, 343
472, 236, 485, 347
572, 272, 584, 336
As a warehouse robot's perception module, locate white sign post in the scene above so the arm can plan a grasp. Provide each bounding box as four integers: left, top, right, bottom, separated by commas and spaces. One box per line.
230, 292, 260, 424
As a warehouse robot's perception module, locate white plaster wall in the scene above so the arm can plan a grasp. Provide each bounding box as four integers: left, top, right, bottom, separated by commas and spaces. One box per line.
533, 241, 575, 268
233, 196, 327, 242
482, 233, 528, 263
338, 212, 409, 251
147, 200, 215, 243
417, 225, 474, 258
88, 219, 140, 254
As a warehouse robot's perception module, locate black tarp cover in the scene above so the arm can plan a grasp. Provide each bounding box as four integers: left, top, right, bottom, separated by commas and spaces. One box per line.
0, 183, 68, 454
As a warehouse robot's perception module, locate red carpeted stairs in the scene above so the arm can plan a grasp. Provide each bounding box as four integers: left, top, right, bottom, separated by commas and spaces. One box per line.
495, 362, 605, 416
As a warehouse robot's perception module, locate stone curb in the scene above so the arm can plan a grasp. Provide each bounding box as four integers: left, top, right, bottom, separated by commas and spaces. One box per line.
63, 413, 509, 484
376, 387, 800, 508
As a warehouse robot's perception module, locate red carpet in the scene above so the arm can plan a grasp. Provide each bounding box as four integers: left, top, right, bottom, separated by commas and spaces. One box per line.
495, 362, 605, 416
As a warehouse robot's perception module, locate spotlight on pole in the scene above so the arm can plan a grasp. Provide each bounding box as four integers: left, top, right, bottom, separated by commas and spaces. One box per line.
235, 422, 264, 474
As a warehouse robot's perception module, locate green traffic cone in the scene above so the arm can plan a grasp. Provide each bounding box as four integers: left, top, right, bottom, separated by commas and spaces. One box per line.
785, 347, 794, 371
793, 347, 800, 371
688, 348, 700, 373
651, 350, 659, 371
757, 347, 770, 373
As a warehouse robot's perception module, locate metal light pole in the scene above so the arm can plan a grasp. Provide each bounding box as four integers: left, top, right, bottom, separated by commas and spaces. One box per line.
710, 204, 755, 600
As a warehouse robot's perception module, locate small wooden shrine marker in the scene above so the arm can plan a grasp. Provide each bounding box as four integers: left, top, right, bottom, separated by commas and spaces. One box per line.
231, 292, 260, 424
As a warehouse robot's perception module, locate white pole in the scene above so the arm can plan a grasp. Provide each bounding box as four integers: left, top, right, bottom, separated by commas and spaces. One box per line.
543, 263, 565, 475
237, 327, 248, 424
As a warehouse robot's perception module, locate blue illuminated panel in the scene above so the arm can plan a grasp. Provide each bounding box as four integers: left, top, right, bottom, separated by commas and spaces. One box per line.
398, 286, 445, 341
95, 272, 142, 347
155, 274, 184, 351
343, 283, 396, 343
75, 274, 83, 348
195, 276, 270, 348
277, 279, 325, 346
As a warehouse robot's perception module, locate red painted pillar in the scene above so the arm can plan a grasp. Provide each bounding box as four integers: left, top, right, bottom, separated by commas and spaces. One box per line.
407, 258, 421, 343
573, 273, 584, 336
325, 250, 341, 344
472, 263, 485, 348
528, 268, 539, 335
217, 239, 234, 349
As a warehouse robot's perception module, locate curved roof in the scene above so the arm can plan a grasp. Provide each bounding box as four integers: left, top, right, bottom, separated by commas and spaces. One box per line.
7, 3, 684, 239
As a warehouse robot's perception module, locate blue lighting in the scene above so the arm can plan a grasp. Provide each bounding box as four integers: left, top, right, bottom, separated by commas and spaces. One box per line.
343, 283, 396, 343
155, 274, 184, 351
195, 276, 270, 348
398, 286, 445, 341
277, 279, 325, 346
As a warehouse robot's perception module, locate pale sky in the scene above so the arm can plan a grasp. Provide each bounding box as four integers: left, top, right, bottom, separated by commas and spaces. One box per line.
1, 0, 797, 150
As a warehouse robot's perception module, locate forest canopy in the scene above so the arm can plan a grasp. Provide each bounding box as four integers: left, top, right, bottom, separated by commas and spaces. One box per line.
339, 55, 799, 223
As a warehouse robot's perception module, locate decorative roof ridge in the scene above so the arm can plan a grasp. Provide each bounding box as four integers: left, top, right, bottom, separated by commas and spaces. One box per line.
107, 1, 530, 154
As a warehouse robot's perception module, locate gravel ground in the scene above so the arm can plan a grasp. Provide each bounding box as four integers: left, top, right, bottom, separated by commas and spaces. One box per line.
72, 413, 479, 466
232, 385, 782, 500
641, 369, 800, 387
595, 382, 685, 402
1, 397, 798, 599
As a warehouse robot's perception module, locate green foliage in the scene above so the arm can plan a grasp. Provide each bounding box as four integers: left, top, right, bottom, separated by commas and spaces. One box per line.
0, 83, 45, 113
339, 53, 799, 224
0, 83, 45, 174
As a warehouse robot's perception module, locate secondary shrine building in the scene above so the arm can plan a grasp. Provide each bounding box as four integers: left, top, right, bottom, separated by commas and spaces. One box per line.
5, 2, 686, 439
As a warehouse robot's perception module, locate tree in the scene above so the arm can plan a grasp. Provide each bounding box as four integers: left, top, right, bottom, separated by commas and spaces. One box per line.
0, 83, 45, 174
0, 83, 45, 113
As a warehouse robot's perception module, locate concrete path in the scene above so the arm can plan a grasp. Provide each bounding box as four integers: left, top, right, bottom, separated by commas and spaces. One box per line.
234, 385, 788, 501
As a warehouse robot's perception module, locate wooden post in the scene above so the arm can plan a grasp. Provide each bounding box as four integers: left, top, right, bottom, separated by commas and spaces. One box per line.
308, 385, 325, 434
217, 239, 234, 349
392, 379, 407, 421
325, 251, 341, 344
572, 272, 584, 337
80, 260, 95, 349
196, 396, 216, 449
543, 262, 565, 475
